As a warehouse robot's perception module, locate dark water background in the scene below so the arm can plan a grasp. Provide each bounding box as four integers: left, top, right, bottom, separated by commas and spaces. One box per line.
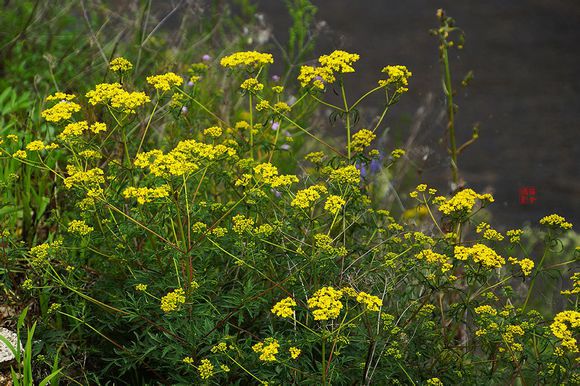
255, 0, 580, 229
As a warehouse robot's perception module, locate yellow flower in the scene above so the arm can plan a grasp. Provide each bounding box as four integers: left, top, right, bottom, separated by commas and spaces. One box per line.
12, 150, 27, 159
506, 229, 523, 243
240, 78, 264, 92
182, 356, 194, 365
26, 140, 46, 151
474, 305, 497, 316
297, 65, 335, 89
123, 185, 170, 204
289, 347, 301, 359
109, 57, 133, 72
135, 283, 148, 292
561, 273, 580, 295
318, 50, 360, 73
454, 244, 505, 269
252, 338, 280, 361
271, 297, 297, 318
232, 214, 255, 234
41, 100, 81, 123
305, 151, 326, 164
426, 378, 444, 386
198, 358, 214, 379
291, 185, 327, 209
391, 148, 405, 159
203, 126, 222, 137
307, 286, 343, 320
539, 214, 573, 230
416, 249, 452, 273
378, 65, 412, 93
351, 129, 376, 152
220, 51, 274, 68
147, 72, 184, 91
63, 165, 105, 189
356, 291, 383, 311
46, 92, 75, 101
86, 83, 150, 113
508, 257, 534, 276
67, 219, 94, 236
160, 288, 186, 313
324, 195, 346, 214
329, 165, 360, 184
551, 310, 580, 352
438, 189, 493, 215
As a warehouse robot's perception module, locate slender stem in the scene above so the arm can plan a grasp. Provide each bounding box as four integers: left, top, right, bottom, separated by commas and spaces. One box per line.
340, 79, 351, 160
441, 44, 458, 185
249, 93, 254, 158
137, 97, 160, 155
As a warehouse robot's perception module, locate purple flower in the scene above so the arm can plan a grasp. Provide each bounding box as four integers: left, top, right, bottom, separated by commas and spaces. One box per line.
272, 75, 280, 82
280, 144, 290, 150
356, 163, 368, 178
187, 81, 194, 87
272, 189, 282, 198
369, 159, 382, 174
202, 54, 211, 62
271, 121, 280, 131
181, 106, 188, 113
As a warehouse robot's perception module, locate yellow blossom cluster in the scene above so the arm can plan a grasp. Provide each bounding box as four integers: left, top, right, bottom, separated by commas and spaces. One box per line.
134, 139, 236, 177
146, 72, 183, 91
252, 162, 299, 188
508, 257, 534, 276
476, 223, 504, 241
474, 305, 497, 316
324, 195, 346, 214
426, 378, 444, 386
109, 57, 133, 72
58, 121, 107, 141
539, 214, 573, 230
378, 65, 412, 93
289, 347, 301, 359
355, 291, 383, 311
318, 50, 360, 73
391, 148, 406, 159
271, 297, 297, 318
29, 240, 62, 267
304, 151, 326, 164
297, 65, 335, 89
291, 185, 327, 209
86, 83, 150, 113
67, 219, 94, 236
232, 214, 255, 234
46, 92, 76, 102
350, 129, 376, 152
252, 338, 280, 361
454, 244, 505, 269
307, 286, 344, 320
12, 150, 27, 159
297, 50, 360, 89
240, 78, 264, 92
506, 229, 523, 243
416, 249, 452, 273
437, 189, 494, 215
122, 185, 170, 204
63, 165, 105, 189
314, 233, 347, 257
561, 273, 580, 295
329, 165, 360, 185
198, 358, 214, 379
550, 310, 580, 352
220, 51, 274, 68
41, 100, 82, 123
203, 126, 222, 137
135, 283, 147, 292
160, 288, 186, 313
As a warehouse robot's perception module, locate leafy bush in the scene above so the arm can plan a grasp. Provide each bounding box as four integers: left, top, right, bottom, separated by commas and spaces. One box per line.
1, 4, 578, 385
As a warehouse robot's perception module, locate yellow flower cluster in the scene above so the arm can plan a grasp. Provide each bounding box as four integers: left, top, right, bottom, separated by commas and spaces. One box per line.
41, 100, 81, 123
134, 139, 236, 177
63, 165, 105, 189
271, 297, 297, 318
508, 257, 534, 276
203, 126, 222, 137
46, 92, 76, 102
474, 305, 497, 316
220, 51, 274, 68
297, 65, 335, 89
232, 214, 255, 234
135, 283, 147, 292
351, 129, 376, 152
318, 50, 360, 73
109, 57, 133, 72
146, 72, 183, 91
539, 214, 573, 230
329, 165, 360, 184
550, 310, 579, 352
86, 83, 150, 113
67, 219, 94, 236
12, 150, 27, 159
211, 342, 228, 353
324, 195, 346, 214
272, 101, 291, 113
416, 249, 452, 273
289, 347, 301, 359
314, 234, 348, 257
240, 78, 264, 92
160, 288, 186, 313
506, 229, 523, 243
198, 358, 214, 379
561, 273, 580, 295
305, 151, 326, 164
378, 65, 412, 93
252, 338, 280, 361
437, 189, 494, 215
426, 378, 444, 386
29, 240, 62, 267
476, 223, 504, 241
252, 162, 298, 188
291, 185, 327, 209
355, 291, 383, 311
122, 185, 170, 204
307, 286, 344, 320
57, 121, 107, 142
391, 148, 406, 159
26, 140, 53, 151
454, 244, 505, 269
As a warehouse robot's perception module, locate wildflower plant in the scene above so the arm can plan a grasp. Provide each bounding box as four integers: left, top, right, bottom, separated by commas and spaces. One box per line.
0, 8, 578, 385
